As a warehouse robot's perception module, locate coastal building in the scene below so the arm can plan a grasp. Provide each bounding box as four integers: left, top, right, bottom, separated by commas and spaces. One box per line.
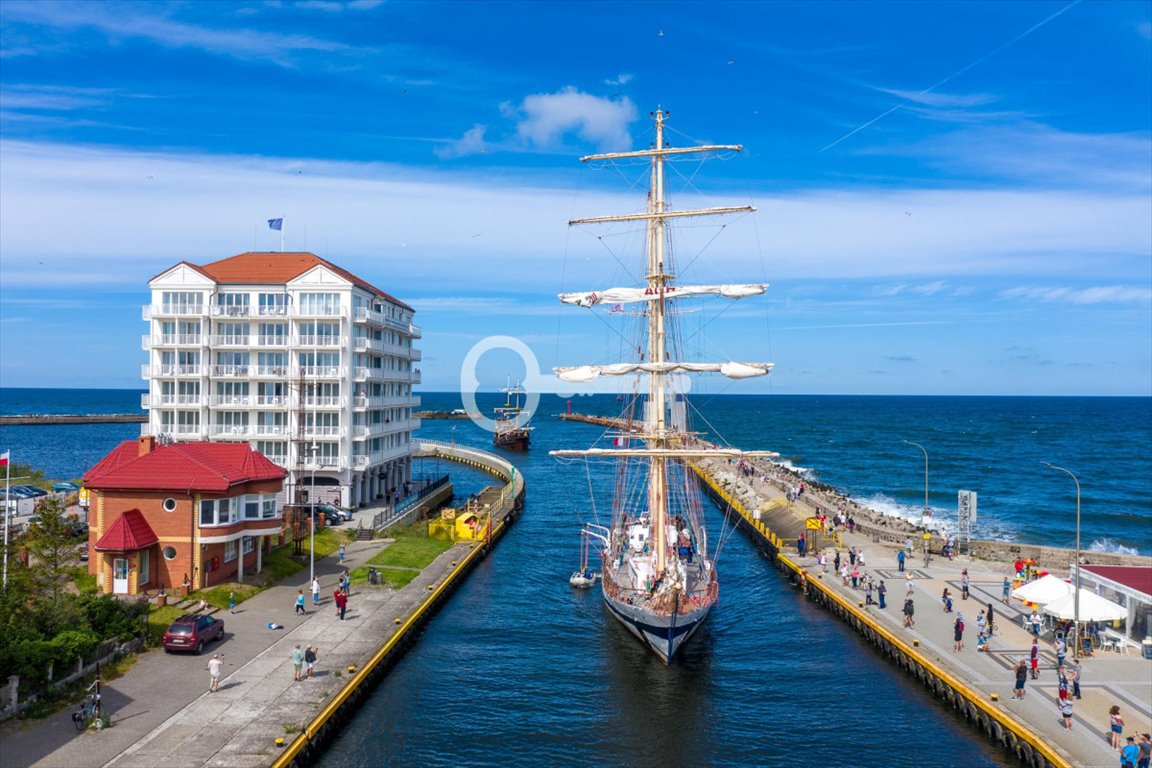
1078, 564, 1152, 641
141, 251, 421, 508
84, 436, 286, 594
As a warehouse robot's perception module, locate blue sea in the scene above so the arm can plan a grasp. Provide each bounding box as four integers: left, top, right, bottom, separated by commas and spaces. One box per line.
2, 388, 1149, 767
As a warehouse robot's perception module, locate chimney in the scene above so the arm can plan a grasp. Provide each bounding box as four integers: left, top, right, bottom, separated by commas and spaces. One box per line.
138, 435, 156, 456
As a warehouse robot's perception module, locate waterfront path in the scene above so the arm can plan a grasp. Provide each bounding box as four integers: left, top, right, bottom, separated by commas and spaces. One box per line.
700, 458, 1152, 768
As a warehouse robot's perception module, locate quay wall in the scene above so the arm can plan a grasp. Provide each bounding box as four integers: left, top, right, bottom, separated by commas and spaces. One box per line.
690, 463, 1073, 768
271, 445, 525, 768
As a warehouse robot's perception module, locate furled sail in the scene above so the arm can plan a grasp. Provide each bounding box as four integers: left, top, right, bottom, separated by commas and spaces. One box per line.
555, 362, 773, 382
559, 283, 767, 308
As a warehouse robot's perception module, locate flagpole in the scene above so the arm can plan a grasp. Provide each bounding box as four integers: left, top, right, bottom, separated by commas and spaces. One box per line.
281, 218, 285, 253
3, 452, 10, 590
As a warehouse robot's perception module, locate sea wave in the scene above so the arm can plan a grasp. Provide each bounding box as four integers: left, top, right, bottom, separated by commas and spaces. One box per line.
1086, 538, 1141, 556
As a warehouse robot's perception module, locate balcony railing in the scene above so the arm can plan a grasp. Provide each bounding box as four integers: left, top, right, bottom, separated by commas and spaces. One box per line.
298, 366, 340, 379
211, 306, 252, 317
296, 335, 343, 347
212, 365, 250, 377
255, 366, 289, 377
144, 303, 206, 319
254, 425, 290, 437
255, 335, 288, 346
353, 307, 383, 326
213, 335, 251, 347
211, 425, 252, 437
211, 395, 252, 406
143, 393, 204, 407
145, 364, 204, 378
302, 426, 342, 437
256, 305, 288, 317
255, 395, 289, 406
302, 396, 343, 408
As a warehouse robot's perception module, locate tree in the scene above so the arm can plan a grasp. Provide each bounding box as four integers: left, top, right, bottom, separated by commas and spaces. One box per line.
24, 497, 84, 632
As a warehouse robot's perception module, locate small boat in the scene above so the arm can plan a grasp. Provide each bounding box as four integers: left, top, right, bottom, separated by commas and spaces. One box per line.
493, 378, 533, 450
569, 569, 598, 588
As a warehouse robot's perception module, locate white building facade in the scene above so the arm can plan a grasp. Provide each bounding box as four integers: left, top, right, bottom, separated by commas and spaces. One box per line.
141, 252, 421, 508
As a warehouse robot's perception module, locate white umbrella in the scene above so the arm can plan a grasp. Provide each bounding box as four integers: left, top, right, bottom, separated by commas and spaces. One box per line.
1011, 574, 1072, 605
1043, 590, 1127, 622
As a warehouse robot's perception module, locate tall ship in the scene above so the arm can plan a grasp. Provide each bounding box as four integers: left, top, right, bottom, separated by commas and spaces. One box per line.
551, 109, 775, 662
493, 379, 533, 450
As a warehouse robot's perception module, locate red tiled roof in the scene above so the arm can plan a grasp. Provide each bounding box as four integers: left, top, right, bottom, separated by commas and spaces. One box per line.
95, 509, 159, 552
1081, 565, 1152, 599
153, 252, 412, 311
85, 441, 285, 493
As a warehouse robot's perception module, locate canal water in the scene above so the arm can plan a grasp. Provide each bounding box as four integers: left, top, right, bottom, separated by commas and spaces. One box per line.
317, 393, 1024, 768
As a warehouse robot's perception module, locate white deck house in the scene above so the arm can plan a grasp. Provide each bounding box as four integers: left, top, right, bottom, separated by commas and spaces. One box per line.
141, 252, 421, 508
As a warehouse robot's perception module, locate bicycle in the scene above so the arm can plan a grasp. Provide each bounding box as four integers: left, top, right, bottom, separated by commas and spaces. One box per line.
72, 680, 109, 731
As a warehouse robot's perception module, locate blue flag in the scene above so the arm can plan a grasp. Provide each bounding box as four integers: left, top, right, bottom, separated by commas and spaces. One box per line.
267, 218, 283, 231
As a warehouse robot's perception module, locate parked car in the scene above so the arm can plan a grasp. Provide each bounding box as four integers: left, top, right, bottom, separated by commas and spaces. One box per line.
53, 482, 81, 492
66, 520, 89, 537
13, 485, 48, 497
162, 614, 225, 654
318, 503, 353, 522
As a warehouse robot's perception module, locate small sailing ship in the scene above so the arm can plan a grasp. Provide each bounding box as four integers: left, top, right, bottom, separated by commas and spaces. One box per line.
493, 379, 533, 451
551, 109, 776, 662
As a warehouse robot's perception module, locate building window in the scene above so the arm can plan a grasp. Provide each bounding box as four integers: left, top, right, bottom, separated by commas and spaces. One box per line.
200, 499, 215, 526
163, 546, 177, 560
262, 496, 277, 519
242, 536, 255, 554
244, 497, 260, 520
139, 549, 150, 585
163, 498, 177, 512
223, 541, 238, 563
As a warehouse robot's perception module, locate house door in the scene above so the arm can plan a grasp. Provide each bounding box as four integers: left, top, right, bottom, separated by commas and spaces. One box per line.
113, 558, 129, 594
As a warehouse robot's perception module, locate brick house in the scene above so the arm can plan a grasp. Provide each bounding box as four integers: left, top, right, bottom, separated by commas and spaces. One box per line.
85, 435, 286, 595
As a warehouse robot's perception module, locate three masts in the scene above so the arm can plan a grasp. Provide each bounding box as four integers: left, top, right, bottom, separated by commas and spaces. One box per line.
551, 109, 776, 662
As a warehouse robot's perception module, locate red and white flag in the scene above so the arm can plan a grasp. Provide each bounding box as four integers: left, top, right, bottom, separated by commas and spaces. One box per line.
0, 451, 9, 467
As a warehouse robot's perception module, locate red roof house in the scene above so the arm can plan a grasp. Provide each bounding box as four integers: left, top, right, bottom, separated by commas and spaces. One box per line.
85, 436, 286, 596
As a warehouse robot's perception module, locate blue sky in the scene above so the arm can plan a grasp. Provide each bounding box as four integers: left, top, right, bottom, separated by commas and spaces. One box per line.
1, 0, 1149, 396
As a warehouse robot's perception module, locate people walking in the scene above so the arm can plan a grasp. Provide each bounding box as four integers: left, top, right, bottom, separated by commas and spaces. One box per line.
902, 597, 915, 629
1109, 705, 1125, 750
311, 577, 321, 606
897, 548, 906, 572
295, 589, 306, 615
1013, 659, 1028, 699
877, 580, 887, 609
334, 589, 348, 621
1122, 737, 1140, 768
1054, 634, 1067, 668
960, 569, 970, 600
1059, 698, 1073, 730
207, 653, 223, 693
228, 591, 235, 614
291, 644, 305, 682
304, 646, 317, 679
942, 588, 953, 613
339, 542, 346, 563
1068, 658, 1082, 699
906, 574, 915, 595
1029, 610, 1042, 637
1002, 576, 1011, 603
986, 603, 996, 637
1030, 638, 1040, 679
340, 570, 350, 596
1135, 733, 1151, 768
953, 614, 965, 652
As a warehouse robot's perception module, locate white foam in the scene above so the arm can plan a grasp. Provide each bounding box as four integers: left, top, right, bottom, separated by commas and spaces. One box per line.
1086, 538, 1140, 557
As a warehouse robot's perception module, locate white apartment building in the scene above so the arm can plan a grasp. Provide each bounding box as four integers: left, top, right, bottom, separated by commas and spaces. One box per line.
141, 251, 421, 508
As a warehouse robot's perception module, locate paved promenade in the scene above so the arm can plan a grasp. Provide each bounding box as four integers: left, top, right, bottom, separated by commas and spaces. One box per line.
701, 458, 1152, 768
0, 532, 473, 768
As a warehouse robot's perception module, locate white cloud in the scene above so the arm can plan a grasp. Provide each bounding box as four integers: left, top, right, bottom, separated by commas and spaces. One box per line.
509, 89, 637, 151
998, 285, 1152, 305
605, 74, 634, 87
435, 124, 489, 159
873, 87, 998, 110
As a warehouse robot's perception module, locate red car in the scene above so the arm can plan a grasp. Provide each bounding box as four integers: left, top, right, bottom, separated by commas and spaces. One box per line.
162, 614, 224, 654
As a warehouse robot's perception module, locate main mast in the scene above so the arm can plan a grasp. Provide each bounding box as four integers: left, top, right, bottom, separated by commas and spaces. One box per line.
648, 110, 670, 576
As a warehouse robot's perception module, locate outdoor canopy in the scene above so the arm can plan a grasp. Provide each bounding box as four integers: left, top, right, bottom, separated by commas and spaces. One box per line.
1010, 574, 1072, 605
1042, 590, 1128, 622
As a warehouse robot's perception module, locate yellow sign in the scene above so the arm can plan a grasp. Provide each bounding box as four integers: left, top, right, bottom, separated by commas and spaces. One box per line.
78, 488, 90, 507
923, 531, 932, 540
441, 508, 456, 520
805, 517, 822, 530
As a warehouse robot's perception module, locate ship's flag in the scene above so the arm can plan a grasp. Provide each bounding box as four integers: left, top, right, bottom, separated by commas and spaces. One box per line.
609, 304, 623, 313
613, 437, 625, 447
0, 451, 9, 467
267, 218, 284, 231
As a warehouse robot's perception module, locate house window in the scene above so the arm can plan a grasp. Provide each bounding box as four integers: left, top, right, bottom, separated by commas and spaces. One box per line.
262, 496, 277, 519
200, 499, 215, 526
163, 546, 177, 560
242, 536, 255, 554
163, 498, 177, 512
245, 497, 260, 520
223, 541, 238, 563
138, 549, 150, 585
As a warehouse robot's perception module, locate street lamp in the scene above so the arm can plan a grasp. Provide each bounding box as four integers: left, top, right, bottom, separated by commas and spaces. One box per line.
1043, 461, 1081, 658
904, 440, 930, 566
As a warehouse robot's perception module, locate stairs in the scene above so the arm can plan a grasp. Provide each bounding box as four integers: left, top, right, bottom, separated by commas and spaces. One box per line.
355, 525, 374, 541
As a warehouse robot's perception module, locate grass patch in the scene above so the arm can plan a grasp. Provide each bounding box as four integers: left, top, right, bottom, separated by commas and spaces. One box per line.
347, 527, 453, 588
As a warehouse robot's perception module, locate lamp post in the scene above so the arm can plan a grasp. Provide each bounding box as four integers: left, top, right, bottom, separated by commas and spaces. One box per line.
1043, 461, 1080, 658
904, 440, 930, 566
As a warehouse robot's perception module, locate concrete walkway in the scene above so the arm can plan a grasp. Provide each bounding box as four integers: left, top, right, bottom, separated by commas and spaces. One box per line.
702, 458, 1152, 768
0, 530, 462, 768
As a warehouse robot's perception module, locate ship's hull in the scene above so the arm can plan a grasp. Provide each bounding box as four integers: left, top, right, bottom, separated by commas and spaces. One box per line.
602, 589, 712, 663
494, 429, 530, 450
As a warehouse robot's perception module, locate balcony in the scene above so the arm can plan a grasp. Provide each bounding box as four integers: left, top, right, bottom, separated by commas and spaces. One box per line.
302, 396, 344, 409
255, 395, 289, 407
144, 364, 204, 378
353, 307, 383, 326
256, 305, 288, 318
254, 425, 290, 437
211, 395, 252, 407
294, 305, 343, 319
298, 366, 341, 379
296, 335, 343, 348
144, 333, 204, 350
211, 365, 251, 377
302, 425, 342, 438
144, 303, 206, 319
255, 366, 289, 378
213, 335, 252, 347
211, 425, 252, 438
211, 306, 252, 318
169, 424, 205, 437
254, 335, 288, 347
143, 393, 204, 408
